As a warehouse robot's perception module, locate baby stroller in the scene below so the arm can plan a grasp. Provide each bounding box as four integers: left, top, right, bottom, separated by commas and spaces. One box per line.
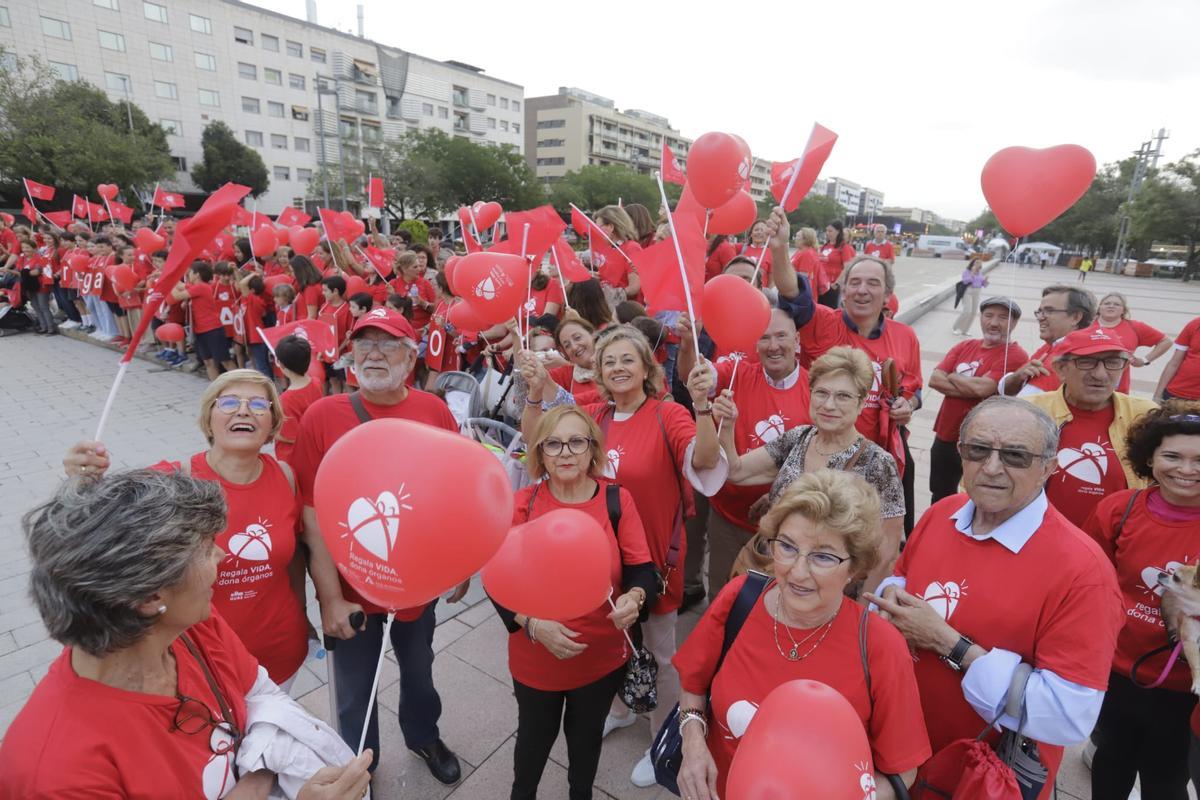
466, 416, 531, 492
433, 370, 486, 432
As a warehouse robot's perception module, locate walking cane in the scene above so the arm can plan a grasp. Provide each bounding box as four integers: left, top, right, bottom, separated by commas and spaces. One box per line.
321, 611, 366, 731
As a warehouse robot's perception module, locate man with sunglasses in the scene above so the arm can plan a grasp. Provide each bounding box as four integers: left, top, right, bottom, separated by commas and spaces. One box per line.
1002, 285, 1096, 397
290, 307, 465, 784
1026, 327, 1157, 528
864, 396, 1123, 799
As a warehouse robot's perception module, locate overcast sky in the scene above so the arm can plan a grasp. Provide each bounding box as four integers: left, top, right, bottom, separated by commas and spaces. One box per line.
255, 0, 1196, 221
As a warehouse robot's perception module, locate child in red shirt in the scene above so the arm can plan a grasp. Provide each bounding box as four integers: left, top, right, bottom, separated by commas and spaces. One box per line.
273, 334, 325, 464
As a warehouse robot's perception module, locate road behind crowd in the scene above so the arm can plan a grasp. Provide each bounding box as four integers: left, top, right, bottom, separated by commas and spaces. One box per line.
1, 259, 1197, 798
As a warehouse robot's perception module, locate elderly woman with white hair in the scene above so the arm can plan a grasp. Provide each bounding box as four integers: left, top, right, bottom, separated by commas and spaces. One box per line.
0, 469, 371, 798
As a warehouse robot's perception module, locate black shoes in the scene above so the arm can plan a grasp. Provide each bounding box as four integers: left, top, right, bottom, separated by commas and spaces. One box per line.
411, 739, 461, 784
680, 586, 707, 613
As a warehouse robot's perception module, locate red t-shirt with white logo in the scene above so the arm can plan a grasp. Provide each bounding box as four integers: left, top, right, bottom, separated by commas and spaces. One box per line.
187, 282, 223, 334
791, 248, 831, 296
1167, 316, 1200, 400
507, 483, 652, 691
710, 359, 811, 531
1082, 488, 1200, 693
529, 277, 565, 317
1024, 340, 1062, 393
389, 276, 436, 328
932, 339, 1029, 441
1045, 402, 1127, 529
548, 364, 604, 406
864, 240, 895, 261
0, 611, 258, 799
276, 380, 326, 465
213, 283, 238, 339
818, 242, 856, 285
894, 498, 1122, 796
798, 306, 923, 448
1094, 319, 1164, 393
674, 580, 931, 799
290, 391, 458, 620
583, 398, 696, 613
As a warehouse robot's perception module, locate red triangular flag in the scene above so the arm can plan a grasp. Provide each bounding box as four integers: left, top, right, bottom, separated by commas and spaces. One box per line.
152, 187, 185, 209
363, 246, 396, 279
674, 182, 708, 225
108, 202, 134, 224
43, 210, 72, 228
551, 238, 592, 283
771, 123, 838, 212
662, 141, 686, 186
368, 177, 385, 209
23, 178, 55, 202
569, 206, 591, 237
317, 208, 360, 244
276, 206, 312, 228
249, 211, 274, 231
72, 195, 89, 219
634, 213, 706, 318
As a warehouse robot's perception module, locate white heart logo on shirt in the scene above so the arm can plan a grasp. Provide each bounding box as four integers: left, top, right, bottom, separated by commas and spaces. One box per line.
859, 771, 878, 800
603, 446, 624, 478
955, 361, 981, 377
754, 414, 787, 444
923, 580, 965, 621
347, 491, 403, 562
1142, 561, 1185, 597
726, 699, 758, 739
1056, 442, 1108, 485
226, 523, 272, 562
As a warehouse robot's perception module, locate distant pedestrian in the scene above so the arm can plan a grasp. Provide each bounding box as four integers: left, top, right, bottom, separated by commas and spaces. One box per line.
1079, 255, 1094, 282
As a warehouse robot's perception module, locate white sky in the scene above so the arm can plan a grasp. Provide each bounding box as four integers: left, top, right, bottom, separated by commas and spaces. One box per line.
254, 0, 1197, 221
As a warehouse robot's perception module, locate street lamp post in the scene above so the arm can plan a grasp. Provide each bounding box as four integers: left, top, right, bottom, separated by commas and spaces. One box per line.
315, 76, 347, 210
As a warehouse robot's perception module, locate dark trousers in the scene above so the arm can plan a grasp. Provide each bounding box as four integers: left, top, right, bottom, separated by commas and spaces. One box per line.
1092, 671, 1196, 800
901, 426, 915, 535
333, 603, 441, 772
511, 666, 625, 800
247, 342, 271, 378
52, 285, 80, 322
929, 437, 964, 505
818, 285, 840, 309
683, 489, 709, 596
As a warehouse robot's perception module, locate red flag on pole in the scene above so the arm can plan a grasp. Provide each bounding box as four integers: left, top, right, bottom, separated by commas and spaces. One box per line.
457, 206, 483, 253
108, 202, 134, 224
551, 238, 591, 283
634, 212, 706, 318
152, 187, 185, 209
363, 245, 396, 279
23, 178, 55, 202
770, 123, 838, 212
43, 210, 72, 228
490, 205, 566, 263
89, 201, 109, 221
230, 205, 253, 227
368, 177, 385, 209
276, 206, 312, 228
569, 206, 590, 237
20, 198, 37, 224
317, 208, 361, 244
673, 182, 708, 226
661, 141, 686, 186
259, 318, 337, 359
72, 195, 89, 219
249, 211, 274, 231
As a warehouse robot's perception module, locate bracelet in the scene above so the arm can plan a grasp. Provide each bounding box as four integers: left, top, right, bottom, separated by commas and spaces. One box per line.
525, 396, 542, 407
526, 618, 539, 643
695, 406, 713, 416
678, 710, 708, 738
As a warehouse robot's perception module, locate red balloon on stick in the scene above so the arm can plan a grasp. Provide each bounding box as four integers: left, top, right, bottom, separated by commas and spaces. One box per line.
471, 201, 503, 230
482, 509, 613, 620
291, 227, 320, 256
251, 226, 278, 258
133, 227, 166, 254
701, 274, 772, 354
686, 133, 751, 209
96, 183, 119, 201
443, 256, 462, 294
110, 264, 137, 293
314, 419, 514, 610
344, 275, 368, 297
275, 226, 290, 245
457, 252, 528, 325
980, 145, 1097, 237
155, 322, 185, 342
66, 251, 91, 271
727, 679, 874, 800
707, 190, 758, 235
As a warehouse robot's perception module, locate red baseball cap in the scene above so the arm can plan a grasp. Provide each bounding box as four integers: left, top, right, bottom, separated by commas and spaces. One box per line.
1056, 326, 1129, 357
351, 307, 418, 342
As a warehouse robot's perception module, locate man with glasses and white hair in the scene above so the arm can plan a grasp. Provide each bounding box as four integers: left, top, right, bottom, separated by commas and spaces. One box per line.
1025, 327, 1157, 528
290, 306, 465, 785
1002, 285, 1096, 397
863, 396, 1123, 799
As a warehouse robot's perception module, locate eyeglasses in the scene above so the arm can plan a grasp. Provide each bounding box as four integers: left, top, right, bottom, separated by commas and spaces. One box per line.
1066, 356, 1128, 371
1033, 307, 1070, 319
957, 442, 1047, 469
765, 538, 851, 573
811, 389, 861, 407
351, 337, 406, 355
172, 694, 243, 755
540, 436, 593, 457
214, 396, 271, 415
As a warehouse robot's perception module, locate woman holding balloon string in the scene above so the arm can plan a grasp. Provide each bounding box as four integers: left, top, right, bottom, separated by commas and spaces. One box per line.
520, 324, 727, 788
493, 405, 658, 800
673, 469, 929, 800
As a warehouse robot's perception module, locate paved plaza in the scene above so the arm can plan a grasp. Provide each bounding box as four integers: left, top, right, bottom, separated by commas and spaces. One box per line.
1, 260, 1198, 798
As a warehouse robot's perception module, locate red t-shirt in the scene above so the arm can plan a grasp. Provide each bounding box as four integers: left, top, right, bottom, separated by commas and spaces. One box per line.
1167, 316, 1200, 399
530, 277, 565, 317
819, 242, 856, 284
548, 364, 604, 406
894, 498, 1122, 796
240, 294, 267, 345
932, 339, 1029, 441
791, 248, 831, 296
674, 580, 931, 799
798, 306, 923, 448
1082, 488, 1200, 693
704, 240, 738, 282
865, 240, 895, 261
290, 391, 458, 619
0, 227, 18, 258
212, 283, 238, 339
0, 611, 258, 799
299, 283, 323, 319
1094, 319, 1164, 393
507, 483, 652, 691
710, 360, 811, 531
597, 241, 642, 290
84, 254, 113, 298
318, 301, 353, 358
1024, 340, 1063, 393
389, 276, 436, 328
736, 244, 773, 288
276, 379, 325, 465
186, 282, 223, 334
584, 398, 695, 613
1045, 402, 1127, 529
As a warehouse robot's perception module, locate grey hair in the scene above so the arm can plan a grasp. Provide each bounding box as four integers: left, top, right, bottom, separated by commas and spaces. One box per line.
1042, 284, 1096, 329
840, 255, 896, 296
23, 469, 227, 656
960, 396, 1059, 457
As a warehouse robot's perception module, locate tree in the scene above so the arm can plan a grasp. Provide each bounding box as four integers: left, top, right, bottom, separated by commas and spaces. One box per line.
548, 166, 664, 213
191, 121, 269, 197
1130, 150, 1200, 279
0, 50, 174, 202
757, 194, 848, 232
966, 208, 1000, 239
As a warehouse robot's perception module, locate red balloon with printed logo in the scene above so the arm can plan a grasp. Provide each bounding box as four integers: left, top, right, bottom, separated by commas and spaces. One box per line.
482, 510, 613, 619
686, 133, 751, 209
701, 274, 772, 354
251, 226, 278, 257
291, 227, 320, 256
471, 201, 503, 230
707, 190, 757, 235
457, 252, 527, 326
314, 419, 514, 610
980, 145, 1097, 238
155, 322, 185, 342
727, 679, 873, 800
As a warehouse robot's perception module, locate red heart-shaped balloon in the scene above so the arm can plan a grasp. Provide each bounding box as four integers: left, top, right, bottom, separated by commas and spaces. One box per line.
291, 227, 321, 256
96, 183, 119, 201
980, 145, 1096, 238
457, 252, 527, 325
250, 226, 278, 257
274, 226, 290, 245
702, 274, 772, 354
446, 299, 489, 335
471, 201, 503, 230
133, 227, 166, 254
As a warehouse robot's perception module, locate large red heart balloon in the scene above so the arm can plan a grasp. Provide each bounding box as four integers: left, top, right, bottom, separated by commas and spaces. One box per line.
133, 227, 166, 254
155, 322, 185, 343
291, 227, 320, 256
727, 679, 873, 800
314, 419, 514, 610
687, 133, 751, 209
980, 145, 1096, 238
109, 264, 137, 294
701, 274, 772, 355
96, 183, 119, 201
443, 256, 462, 294
482, 509, 614, 620
457, 252, 527, 326
447, 299, 489, 335
250, 226, 278, 258
707, 190, 758, 236
66, 251, 91, 271
471, 201, 503, 230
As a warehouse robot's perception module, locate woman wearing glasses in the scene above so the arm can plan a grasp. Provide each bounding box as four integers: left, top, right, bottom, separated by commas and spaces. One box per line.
1081, 403, 1200, 800
62, 370, 313, 688
673, 470, 929, 800
715, 347, 905, 594
0, 469, 371, 798
495, 405, 657, 800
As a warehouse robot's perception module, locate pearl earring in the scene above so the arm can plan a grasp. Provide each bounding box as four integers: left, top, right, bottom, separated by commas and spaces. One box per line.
157, 605, 167, 615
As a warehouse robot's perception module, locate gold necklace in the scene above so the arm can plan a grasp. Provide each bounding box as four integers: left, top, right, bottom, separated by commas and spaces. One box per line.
772, 595, 836, 662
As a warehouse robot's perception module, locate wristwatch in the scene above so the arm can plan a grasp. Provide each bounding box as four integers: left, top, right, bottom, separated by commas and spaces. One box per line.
940, 635, 974, 671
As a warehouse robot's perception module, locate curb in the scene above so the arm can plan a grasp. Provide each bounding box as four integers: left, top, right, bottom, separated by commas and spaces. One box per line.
895, 258, 1003, 327
56, 326, 206, 376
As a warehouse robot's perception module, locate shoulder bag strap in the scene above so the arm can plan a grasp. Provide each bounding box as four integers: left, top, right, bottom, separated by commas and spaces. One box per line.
348, 391, 373, 424
606, 483, 622, 536
715, 571, 770, 675
1114, 489, 1142, 538
859, 607, 872, 716
597, 403, 615, 436
179, 633, 242, 748
525, 482, 541, 517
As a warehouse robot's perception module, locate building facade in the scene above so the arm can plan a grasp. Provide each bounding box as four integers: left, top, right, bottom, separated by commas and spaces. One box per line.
1, 0, 523, 212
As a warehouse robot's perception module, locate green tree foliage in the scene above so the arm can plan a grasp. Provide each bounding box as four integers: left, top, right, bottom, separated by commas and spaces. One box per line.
191, 121, 269, 197
1130, 150, 1200, 278
396, 218, 429, 244
756, 193, 848, 232
0, 51, 174, 200
548, 166, 664, 213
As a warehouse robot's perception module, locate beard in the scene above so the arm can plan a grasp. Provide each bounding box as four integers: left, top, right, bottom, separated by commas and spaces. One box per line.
355, 361, 407, 394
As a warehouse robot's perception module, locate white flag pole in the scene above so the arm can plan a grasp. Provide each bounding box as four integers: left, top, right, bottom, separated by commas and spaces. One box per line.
568, 203, 633, 264
550, 244, 572, 311
654, 171, 701, 357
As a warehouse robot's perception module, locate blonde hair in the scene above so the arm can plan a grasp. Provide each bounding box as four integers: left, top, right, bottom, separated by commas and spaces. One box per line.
796, 227, 819, 249
1099, 292, 1130, 320
525, 406, 607, 479
808, 346, 873, 399
594, 206, 638, 244
395, 251, 419, 273
594, 324, 664, 400
198, 369, 284, 445
759, 469, 882, 577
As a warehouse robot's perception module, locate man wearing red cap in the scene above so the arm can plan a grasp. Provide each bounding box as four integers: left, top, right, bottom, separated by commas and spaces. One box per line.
1026, 327, 1157, 528
289, 306, 464, 784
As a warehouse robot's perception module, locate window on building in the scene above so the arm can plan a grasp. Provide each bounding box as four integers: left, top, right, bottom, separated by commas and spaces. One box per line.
104, 72, 131, 93
149, 42, 173, 62
294, 137, 310, 152
143, 1, 167, 22
513, 101, 520, 112
437, 106, 448, 119
49, 61, 78, 81
262, 34, 279, 52
271, 134, 288, 149
245, 130, 263, 147
41, 16, 71, 40
297, 168, 313, 182
198, 89, 220, 107
536, 158, 565, 166
356, 90, 376, 113
536, 119, 566, 129
422, 103, 433, 116
310, 47, 326, 63
339, 117, 357, 138
190, 13, 212, 34
452, 86, 468, 106
487, 117, 496, 129
500, 97, 509, 110
154, 80, 178, 100
289, 74, 306, 90
264, 68, 281, 85
286, 40, 302, 57
171, 156, 187, 171
195, 52, 217, 71
538, 138, 565, 147
486, 94, 496, 106
238, 62, 256, 79
0, 7, 8, 26
362, 123, 381, 143
500, 120, 509, 132
274, 166, 290, 181
98, 30, 125, 51
234, 27, 253, 45
242, 97, 260, 114
160, 119, 181, 136
93, 0, 118, 9
267, 101, 284, 118
291, 105, 309, 121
